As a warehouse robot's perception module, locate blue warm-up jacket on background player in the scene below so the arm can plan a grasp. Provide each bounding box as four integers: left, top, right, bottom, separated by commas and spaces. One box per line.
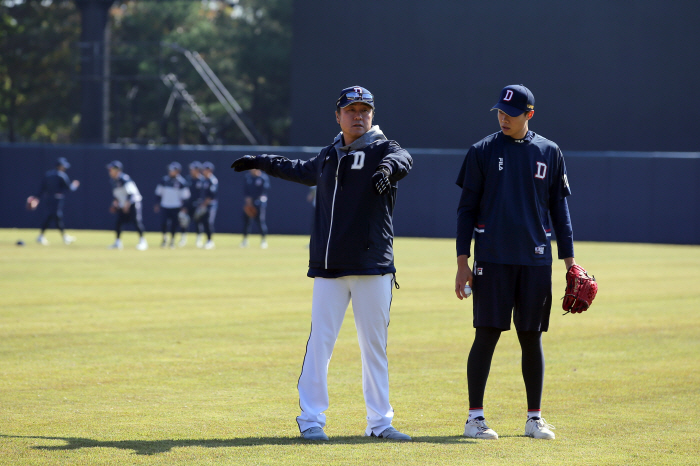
250, 126, 413, 276
243, 171, 270, 205
456, 131, 574, 266
39, 169, 76, 200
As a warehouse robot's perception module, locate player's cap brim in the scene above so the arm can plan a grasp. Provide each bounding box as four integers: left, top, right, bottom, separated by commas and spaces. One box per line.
338, 100, 375, 110
491, 102, 528, 117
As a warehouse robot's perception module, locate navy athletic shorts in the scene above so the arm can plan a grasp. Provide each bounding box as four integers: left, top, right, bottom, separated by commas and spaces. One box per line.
472, 261, 552, 332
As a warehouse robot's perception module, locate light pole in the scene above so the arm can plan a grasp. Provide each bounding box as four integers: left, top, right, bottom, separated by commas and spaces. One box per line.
75, 0, 114, 144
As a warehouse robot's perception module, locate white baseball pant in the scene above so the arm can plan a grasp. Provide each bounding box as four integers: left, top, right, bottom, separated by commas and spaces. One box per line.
296, 274, 395, 436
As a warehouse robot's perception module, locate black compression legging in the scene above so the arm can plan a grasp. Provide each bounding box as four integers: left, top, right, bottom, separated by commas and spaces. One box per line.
467, 327, 544, 410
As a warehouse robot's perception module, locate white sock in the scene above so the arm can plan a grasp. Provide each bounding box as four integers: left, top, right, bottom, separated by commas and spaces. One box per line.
528, 409, 541, 420
469, 408, 485, 420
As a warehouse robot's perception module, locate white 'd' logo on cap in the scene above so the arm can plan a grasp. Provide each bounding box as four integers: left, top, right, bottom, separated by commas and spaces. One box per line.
503, 90, 514, 101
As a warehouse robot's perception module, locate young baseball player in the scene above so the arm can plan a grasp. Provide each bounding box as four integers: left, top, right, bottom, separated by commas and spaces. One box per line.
33, 157, 80, 245
231, 86, 413, 441
184, 161, 206, 247
107, 160, 148, 251
154, 162, 190, 248
455, 84, 583, 440
240, 168, 270, 249
198, 161, 218, 250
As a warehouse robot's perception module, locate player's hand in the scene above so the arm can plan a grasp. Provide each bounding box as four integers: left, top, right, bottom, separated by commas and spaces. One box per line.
455, 255, 473, 300
372, 167, 391, 195
231, 155, 257, 172
72, 180, 80, 188
26, 196, 39, 210
154, 205, 160, 213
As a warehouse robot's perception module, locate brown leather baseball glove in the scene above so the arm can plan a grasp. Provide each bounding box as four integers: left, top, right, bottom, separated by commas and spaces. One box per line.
244, 204, 258, 218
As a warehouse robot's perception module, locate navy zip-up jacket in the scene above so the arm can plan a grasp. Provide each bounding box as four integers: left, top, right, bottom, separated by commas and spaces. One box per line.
39, 169, 76, 200
251, 126, 412, 277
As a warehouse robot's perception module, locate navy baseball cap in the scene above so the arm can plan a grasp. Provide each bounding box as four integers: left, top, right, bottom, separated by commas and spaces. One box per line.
106, 160, 123, 170
491, 84, 535, 117
56, 157, 70, 169
168, 161, 182, 172
189, 161, 202, 170
336, 86, 375, 109
202, 161, 215, 171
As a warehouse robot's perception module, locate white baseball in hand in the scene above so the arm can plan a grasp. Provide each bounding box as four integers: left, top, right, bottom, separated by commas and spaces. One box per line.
463, 284, 472, 298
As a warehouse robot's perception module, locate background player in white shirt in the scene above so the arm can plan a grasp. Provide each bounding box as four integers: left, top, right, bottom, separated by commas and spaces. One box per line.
107, 160, 148, 251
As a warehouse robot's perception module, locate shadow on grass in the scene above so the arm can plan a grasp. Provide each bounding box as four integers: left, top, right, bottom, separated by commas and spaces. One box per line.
2, 434, 474, 455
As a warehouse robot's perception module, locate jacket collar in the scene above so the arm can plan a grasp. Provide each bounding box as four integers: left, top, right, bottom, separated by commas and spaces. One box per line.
333, 125, 387, 157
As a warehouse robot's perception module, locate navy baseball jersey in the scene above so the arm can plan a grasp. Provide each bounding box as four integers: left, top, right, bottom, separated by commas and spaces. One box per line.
244, 171, 270, 202
456, 131, 573, 266
202, 174, 218, 204
186, 174, 205, 206
39, 169, 76, 199
111, 172, 143, 207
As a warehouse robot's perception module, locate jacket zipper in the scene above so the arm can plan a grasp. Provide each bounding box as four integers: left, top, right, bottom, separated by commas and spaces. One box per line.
325, 154, 342, 269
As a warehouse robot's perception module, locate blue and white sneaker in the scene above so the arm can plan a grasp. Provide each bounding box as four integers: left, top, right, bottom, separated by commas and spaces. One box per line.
365, 426, 411, 441
301, 426, 329, 441
108, 239, 123, 250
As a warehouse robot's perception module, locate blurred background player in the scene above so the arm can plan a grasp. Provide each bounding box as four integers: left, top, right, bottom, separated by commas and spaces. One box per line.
455, 84, 580, 440
196, 161, 218, 249
107, 160, 148, 251
240, 168, 270, 249
154, 161, 191, 248
33, 157, 80, 245
184, 161, 205, 247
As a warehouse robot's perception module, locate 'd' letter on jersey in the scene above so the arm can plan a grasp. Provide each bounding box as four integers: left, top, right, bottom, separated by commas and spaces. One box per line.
350, 151, 365, 170
535, 162, 547, 179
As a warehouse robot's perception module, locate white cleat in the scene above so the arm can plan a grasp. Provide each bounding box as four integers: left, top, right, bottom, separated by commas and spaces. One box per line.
239, 238, 249, 248
136, 238, 148, 251
525, 417, 555, 439
37, 235, 49, 246
204, 240, 215, 250
260, 239, 268, 249
464, 417, 499, 439
63, 235, 75, 245
195, 235, 203, 248
108, 239, 123, 250
178, 237, 187, 247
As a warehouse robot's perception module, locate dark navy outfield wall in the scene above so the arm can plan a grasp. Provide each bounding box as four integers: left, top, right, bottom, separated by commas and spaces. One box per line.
1, 144, 699, 245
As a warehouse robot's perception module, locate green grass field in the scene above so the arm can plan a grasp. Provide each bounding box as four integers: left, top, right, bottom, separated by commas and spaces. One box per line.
1, 229, 698, 465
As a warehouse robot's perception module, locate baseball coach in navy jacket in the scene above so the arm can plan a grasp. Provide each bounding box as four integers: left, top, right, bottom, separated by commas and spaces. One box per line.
232, 86, 413, 442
